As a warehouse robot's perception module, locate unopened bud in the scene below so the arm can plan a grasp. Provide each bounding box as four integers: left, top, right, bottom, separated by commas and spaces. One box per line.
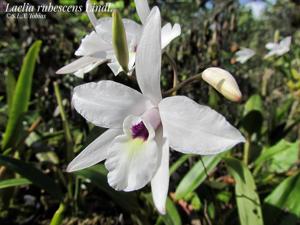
202, 67, 242, 102
112, 10, 129, 73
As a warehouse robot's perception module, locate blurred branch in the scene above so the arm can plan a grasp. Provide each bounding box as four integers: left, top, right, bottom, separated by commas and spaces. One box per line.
164, 52, 178, 96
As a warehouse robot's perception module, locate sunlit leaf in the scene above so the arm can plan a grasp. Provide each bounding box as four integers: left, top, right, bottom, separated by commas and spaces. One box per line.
50, 203, 66, 225
2, 40, 42, 150
0, 155, 63, 200
0, 178, 31, 189
225, 157, 264, 225
265, 172, 300, 218
254, 140, 299, 174
175, 155, 221, 199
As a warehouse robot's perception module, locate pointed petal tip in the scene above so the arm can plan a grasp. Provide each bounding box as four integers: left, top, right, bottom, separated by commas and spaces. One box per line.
56, 68, 67, 74
158, 207, 166, 215
66, 163, 75, 173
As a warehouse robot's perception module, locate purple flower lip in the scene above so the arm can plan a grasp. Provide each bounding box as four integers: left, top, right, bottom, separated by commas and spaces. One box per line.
131, 121, 149, 141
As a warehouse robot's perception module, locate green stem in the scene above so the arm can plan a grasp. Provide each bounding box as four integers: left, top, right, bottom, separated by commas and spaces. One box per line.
53, 82, 74, 201
163, 73, 202, 96
243, 134, 251, 165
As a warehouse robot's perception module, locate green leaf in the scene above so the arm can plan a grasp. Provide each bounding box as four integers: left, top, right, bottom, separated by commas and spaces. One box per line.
170, 154, 191, 176
75, 164, 140, 212
265, 172, 300, 218
242, 94, 263, 134
175, 155, 221, 199
0, 178, 31, 189
50, 203, 66, 225
254, 140, 299, 174
225, 157, 264, 225
159, 198, 182, 225
244, 94, 263, 114
0, 155, 63, 200
2, 40, 42, 150
5, 69, 16, 113
54, 82, 73, 161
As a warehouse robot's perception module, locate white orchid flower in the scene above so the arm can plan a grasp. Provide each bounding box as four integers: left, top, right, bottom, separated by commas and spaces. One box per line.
67, 8, 244, 214
265, 36, 292, 58
235, 48, 255, 64
56, 0, 181, 78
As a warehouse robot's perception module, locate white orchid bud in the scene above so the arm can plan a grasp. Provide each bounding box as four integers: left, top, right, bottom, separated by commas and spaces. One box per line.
112, 10, 129, 73
202, 67, 242, 102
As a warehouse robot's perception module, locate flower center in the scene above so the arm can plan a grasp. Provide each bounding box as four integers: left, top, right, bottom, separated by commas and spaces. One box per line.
131, 121, 149, 141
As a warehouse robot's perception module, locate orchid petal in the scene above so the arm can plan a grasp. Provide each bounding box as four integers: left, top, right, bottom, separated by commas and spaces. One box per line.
56, 56, 106, 75
105, 116, 160, 191
86, 0, 98, 29
161, 23, 181, 49
67, 129, 122, 172
280, 36, 291, 49
75, 31, 112, 56
134, 0, 151, 25
107, 61, 123, 76
95, 18, 142, 45
159, 96, 245, 155
235, 48, 255, 64
136, 7, 162, 105
72, 81, 151, 128
151, 127, 169, 215
265, 42, 276, 50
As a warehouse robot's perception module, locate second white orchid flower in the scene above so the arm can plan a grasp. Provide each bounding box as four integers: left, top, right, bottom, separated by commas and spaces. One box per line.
66, 7, 244, 214
235, 48, 255, 64
265, 36, 292, 58
56, 0, 181, 78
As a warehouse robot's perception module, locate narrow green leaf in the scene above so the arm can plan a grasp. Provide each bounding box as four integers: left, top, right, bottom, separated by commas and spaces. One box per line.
5, 69, 16, 113
265, 172, 300, 218
225, 157, 264, 225
160, 198, 182, 225
170, 154, 191, 176
175, 155, 221, 199
242, 94, 263, 134
53, 82, 73, 161
75, 164, 140, 212
50, 203, 66, 225
244, 94, 263, 115
0, 178, 31, 189
0, 155, 63, 200
2, 40, 42, 150
254, 140, 299, 174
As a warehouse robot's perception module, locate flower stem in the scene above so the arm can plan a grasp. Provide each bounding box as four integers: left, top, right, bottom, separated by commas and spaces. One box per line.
163, 73, 202, 96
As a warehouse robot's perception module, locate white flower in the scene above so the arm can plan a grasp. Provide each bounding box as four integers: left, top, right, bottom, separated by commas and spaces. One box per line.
265, 36, 292, 58
56, 0, 181, 78
67, 8, 245, 214
235, 48, 255, 64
